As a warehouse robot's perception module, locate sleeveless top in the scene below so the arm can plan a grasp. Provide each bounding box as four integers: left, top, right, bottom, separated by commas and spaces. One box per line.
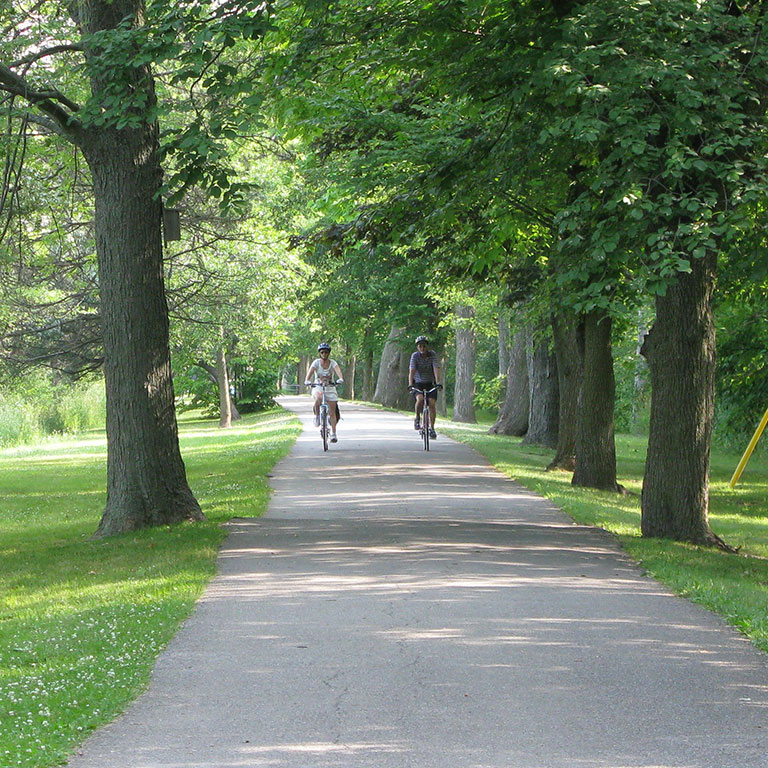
308, 358, 338, 382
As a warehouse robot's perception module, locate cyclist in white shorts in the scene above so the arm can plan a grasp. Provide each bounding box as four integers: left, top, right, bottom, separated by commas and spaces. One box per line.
305, 342, 344, 442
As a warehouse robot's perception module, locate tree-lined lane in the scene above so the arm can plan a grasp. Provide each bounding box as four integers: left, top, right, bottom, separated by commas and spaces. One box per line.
66, 400, 768, 768
266, 396, 565, 522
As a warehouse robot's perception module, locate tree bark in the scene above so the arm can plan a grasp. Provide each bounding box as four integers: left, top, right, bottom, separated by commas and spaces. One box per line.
197, 358, 237, 421
215, 339, 232, 428
298, 355, 310, 387
362, 347, 374, 401
76, 1, 202, 536
345, 353, 356, 400
490, 325, 529, 436
373, 325, 411, 409
437, 352, 448, 417
523, 328, 558, 448
498, 308, 511, 377
572, 311, 620, 491
640, 252, 722, 545
453, 304, 477, 423
548, 313, 582, 471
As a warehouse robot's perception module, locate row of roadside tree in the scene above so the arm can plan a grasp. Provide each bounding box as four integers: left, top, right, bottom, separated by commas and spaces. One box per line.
1, 0, 767, 546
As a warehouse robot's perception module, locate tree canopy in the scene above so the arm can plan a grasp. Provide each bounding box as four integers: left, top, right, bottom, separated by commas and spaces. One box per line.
2, 0, 768, 544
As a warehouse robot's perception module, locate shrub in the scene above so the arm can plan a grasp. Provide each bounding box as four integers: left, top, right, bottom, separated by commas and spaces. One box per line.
175, 361, 278, 417
473, 374, 505, 413
235, 366, 278, 413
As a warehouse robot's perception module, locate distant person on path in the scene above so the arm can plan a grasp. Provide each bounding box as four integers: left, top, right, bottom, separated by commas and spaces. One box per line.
408, 335, 440, 439
305, 342, 344, 442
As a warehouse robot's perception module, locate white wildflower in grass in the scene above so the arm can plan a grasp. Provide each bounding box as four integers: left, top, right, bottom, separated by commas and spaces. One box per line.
0, 409, 300, 767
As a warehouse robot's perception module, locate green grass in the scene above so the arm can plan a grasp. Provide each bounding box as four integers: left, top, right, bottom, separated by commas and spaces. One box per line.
440, 421, 768, 655
0, 408, 300, 768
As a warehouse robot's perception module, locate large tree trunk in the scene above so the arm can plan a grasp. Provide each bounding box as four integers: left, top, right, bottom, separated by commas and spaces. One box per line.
490, 325, 529, 436
548, 313, 582, 471
373, 325, 411, 409
523, 329, 558, 448
453, 304, 477, 423
362, 347, 374, 401
345, 349, 356, 400
215, 340, 232, 428
572, 311, 620, 491
498, 307, 511, 377
197, 357, 238, 424
437, 352, 448, 417
640, 252, 722, 545
79, 0, 201, 536
298, 355, 310, 387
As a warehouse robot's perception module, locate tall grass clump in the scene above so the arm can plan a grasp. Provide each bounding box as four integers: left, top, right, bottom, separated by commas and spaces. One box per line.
0, 396, 39, 447
0, 373, 105, 447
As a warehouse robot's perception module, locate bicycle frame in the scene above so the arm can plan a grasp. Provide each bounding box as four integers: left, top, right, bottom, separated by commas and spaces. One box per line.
307, 381, 340, 452
410, 385, 439, 451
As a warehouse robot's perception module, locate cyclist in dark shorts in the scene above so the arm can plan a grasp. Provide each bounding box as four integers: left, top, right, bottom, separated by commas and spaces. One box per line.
408, 335, 440, 439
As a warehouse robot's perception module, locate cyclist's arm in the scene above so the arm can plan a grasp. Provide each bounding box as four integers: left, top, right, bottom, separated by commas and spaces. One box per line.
333, 363, 344, 382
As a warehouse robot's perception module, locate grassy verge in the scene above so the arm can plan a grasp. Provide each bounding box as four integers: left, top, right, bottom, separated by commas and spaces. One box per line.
0, 408, 300, 768
440, 422, 768, 655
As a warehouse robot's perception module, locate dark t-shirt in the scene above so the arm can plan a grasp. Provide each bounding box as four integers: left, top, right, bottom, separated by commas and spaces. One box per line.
409, 350, 438, 383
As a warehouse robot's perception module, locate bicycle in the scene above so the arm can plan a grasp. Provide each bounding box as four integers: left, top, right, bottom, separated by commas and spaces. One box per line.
409, 384, 441, 451
305, 380, 341, 452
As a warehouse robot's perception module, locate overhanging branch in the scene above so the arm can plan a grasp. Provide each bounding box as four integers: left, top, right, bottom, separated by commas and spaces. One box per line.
0, 64, 82, 137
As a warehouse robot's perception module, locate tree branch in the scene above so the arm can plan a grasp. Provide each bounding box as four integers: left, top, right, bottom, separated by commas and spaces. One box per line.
0, 65, 82, 138
12, 44, 85, 69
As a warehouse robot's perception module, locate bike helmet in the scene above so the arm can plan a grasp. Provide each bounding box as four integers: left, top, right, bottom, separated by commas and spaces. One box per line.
317, 342, 332, 352
415, 335, 429, 345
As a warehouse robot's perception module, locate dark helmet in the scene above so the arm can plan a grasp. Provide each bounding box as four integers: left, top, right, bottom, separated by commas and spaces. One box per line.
415, 335, 429, 345
317, 342, 332, 352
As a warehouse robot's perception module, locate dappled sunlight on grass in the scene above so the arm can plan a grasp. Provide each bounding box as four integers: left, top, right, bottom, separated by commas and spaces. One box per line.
0, 407, 300, 768
0, 436, 108, 459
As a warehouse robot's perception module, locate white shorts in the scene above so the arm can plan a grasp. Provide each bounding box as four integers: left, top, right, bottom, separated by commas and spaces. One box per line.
313, 386, 339, 403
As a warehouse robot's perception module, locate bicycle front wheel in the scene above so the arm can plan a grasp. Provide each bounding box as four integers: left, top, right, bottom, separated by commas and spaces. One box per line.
422, 404, 430, 451
320, 406, 329, 451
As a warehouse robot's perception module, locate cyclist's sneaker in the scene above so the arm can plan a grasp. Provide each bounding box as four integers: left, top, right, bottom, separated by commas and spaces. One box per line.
414, 418, 421, 431
331, 434, 338, 443
313, 415, 320, 427
429, 428, 437, 439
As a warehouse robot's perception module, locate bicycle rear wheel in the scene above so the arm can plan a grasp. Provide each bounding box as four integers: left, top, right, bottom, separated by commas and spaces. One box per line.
422, 403, 430, 451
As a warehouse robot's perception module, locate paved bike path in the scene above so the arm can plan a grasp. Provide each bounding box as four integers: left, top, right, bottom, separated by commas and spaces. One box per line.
67, 397, 768, 767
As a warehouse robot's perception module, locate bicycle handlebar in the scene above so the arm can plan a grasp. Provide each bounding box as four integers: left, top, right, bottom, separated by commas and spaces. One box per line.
304, 380, 343, 388
409, 384, 442, 393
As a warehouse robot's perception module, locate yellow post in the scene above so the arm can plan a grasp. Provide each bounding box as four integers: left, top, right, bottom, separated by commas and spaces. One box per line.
730, 406, 768, 487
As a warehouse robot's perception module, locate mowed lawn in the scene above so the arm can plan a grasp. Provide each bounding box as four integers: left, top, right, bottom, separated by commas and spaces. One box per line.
441, 422, 768, 656
0, 408, 300, 768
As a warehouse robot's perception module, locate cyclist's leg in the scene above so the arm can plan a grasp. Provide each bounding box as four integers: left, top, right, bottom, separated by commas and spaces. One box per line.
428, 391, 438, 437
414, 393, 424, 429
428, 397, 437, 426
329, 398, 338, 441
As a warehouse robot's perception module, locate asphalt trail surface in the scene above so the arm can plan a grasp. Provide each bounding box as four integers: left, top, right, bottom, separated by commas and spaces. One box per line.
66, 397, 768, 767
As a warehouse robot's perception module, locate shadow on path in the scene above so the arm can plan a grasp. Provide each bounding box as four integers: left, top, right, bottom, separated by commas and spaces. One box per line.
65, 399, 768, 768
